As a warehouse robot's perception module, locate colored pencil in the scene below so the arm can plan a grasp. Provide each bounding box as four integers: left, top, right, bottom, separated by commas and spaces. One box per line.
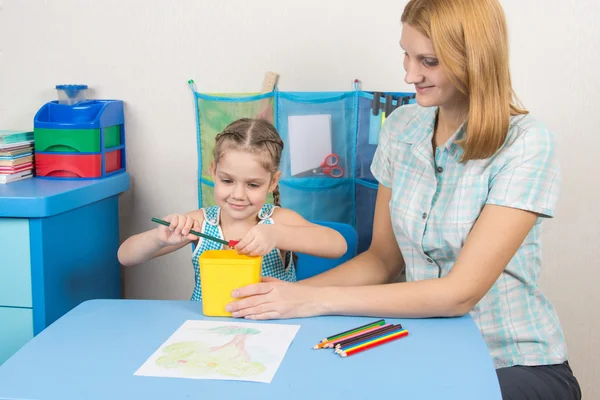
151, 217, 239, 247
334, 324, 402, 350
317, 324, 392, 349
341, 328, 408, 353
340, 329, 409, 357
335, 325, 405, 354
333, 323, 401, 346
320, 319, 385, 343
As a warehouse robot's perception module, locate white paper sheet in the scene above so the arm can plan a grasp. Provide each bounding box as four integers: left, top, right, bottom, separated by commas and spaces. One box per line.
288, 114, 332, 176
134, 320, 300, 383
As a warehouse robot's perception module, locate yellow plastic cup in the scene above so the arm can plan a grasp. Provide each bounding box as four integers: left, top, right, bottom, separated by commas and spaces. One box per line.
199, 250, 263, 317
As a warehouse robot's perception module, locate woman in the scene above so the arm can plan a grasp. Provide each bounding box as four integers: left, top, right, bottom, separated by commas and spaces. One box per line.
227, 0, 581, 398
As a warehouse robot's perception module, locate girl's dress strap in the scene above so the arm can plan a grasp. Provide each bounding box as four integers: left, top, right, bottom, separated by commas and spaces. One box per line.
203, 206, 221, 226
258, 203, 278, 220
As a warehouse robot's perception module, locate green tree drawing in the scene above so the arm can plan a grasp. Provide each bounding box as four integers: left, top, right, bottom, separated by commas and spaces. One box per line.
155, 325, 267, 377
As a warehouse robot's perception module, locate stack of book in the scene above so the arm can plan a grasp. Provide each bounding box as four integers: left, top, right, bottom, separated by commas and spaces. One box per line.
0, 130, 35, 184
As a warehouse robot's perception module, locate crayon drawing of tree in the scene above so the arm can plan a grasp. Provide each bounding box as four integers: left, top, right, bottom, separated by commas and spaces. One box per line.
155, 325, 267, 377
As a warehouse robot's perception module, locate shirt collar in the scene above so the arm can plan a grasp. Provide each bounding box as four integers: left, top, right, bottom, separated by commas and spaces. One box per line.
427, 107, 466, 160
396, 106, 437, 145
396, 105, 466, 160
445, 121, 466, 160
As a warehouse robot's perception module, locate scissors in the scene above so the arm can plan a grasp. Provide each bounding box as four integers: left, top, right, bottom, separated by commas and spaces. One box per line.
296, 153, 344, 178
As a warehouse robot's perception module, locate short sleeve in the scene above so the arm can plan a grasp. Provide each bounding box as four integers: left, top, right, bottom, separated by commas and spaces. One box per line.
486, 123, 561, 218
370, 117, 394, 188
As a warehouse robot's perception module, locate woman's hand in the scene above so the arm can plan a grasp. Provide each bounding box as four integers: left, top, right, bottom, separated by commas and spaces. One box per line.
234, 224, 278, 256
226, 277, 324, 320
156, 214, 201, 245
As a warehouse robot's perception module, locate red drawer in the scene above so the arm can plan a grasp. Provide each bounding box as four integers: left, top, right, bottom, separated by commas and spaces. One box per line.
35, 150, 122, 178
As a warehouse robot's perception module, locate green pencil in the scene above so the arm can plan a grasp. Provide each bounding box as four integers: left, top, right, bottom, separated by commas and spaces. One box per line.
151, 217, 239, 247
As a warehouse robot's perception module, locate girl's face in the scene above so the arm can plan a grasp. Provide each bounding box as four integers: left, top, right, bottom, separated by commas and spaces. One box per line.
211, 149, 280, 222
400, 23, 463, 110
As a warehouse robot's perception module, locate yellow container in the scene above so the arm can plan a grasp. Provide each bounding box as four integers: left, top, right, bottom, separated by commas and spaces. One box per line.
199, 250, 262, 317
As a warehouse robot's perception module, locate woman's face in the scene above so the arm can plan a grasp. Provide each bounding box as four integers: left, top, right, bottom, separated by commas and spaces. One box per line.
400, 23, 463, 109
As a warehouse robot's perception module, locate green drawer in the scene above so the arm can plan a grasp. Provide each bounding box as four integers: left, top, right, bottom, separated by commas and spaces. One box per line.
34, 125, 121, 153
0, 307, 33, 365
0, 219, 32, 308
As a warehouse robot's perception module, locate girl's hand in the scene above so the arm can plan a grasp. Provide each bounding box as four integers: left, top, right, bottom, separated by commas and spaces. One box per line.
234, 224, 278, 256
156, 214, 201, 245
225, 277, 323, 320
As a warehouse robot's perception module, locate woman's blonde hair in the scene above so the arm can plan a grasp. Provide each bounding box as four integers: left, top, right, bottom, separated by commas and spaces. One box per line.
401, 0, 527, 161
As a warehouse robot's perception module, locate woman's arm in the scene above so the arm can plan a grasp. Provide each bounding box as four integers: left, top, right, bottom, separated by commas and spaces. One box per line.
117, 211, 203, 267
227, 203, 538, 319
316, 204, 538, 317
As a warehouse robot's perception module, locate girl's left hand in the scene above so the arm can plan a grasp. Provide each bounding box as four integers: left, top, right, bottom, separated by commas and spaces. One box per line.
234, 224, 278, 256
226, 277, 322, 320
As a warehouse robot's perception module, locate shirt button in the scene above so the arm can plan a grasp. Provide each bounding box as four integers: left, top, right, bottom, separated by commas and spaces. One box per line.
436, 166, 444, 173
422, 212, 427, 219
426, 257, 434, 263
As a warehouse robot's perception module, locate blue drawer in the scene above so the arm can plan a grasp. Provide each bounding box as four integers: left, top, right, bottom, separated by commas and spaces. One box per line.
0, 219, 32, 307
0, 306, 33, 365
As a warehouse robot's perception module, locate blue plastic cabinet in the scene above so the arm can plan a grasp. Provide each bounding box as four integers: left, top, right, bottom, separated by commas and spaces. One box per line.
0, 172, 129, 364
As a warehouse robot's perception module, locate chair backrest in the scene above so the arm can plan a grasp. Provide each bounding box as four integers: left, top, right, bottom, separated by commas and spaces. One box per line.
295, 221, 358, 280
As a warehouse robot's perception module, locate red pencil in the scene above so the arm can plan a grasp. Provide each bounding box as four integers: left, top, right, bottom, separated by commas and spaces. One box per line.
339, 330, 409, 357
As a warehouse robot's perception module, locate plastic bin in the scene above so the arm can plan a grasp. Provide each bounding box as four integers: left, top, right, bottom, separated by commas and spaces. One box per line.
199, 250, 262, 317
33, 100, 126, 179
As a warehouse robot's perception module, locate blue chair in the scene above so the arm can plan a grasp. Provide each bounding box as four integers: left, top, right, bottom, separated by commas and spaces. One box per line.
295, 221, 358, 280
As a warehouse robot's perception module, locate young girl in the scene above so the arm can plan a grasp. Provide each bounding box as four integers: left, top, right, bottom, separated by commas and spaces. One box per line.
118, 118, 347, 300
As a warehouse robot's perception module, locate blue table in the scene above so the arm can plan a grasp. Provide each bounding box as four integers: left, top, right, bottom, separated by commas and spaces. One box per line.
0, 299, 501, 399
0, 173, 129, 364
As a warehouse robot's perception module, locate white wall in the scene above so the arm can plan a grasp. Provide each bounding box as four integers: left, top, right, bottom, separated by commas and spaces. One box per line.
1, 0, 598, 396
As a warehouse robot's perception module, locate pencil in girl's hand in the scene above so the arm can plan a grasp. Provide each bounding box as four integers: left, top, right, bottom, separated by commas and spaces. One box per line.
339, 329, 409, 357
151, 217, 240, 247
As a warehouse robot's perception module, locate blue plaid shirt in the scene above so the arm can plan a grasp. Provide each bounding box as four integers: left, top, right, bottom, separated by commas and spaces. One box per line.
371, 104, 567, 368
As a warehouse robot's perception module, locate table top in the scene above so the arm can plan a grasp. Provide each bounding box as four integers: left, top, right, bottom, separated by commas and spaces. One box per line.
0, 299, 501, 400
0, 172, 130, 217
